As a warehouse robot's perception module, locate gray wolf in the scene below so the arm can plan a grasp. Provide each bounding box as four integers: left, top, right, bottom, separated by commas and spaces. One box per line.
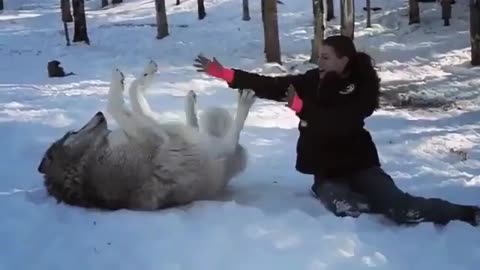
37, 60, 256, 210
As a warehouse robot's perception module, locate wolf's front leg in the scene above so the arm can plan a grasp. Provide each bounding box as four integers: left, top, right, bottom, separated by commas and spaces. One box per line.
107, 69, 142, 140
185, 90, 199, 129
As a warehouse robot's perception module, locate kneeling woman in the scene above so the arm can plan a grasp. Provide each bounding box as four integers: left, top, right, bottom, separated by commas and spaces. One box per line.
193, 35, 480, 226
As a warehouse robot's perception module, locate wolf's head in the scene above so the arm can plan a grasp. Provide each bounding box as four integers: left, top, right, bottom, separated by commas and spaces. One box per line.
38, 111, 109, 205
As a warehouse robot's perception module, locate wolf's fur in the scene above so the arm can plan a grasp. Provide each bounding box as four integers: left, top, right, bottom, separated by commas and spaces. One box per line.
38, 60, 256, 210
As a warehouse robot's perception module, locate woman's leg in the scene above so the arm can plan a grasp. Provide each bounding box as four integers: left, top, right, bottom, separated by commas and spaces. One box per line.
312, 175, 373, 218
350, 166, 480, 226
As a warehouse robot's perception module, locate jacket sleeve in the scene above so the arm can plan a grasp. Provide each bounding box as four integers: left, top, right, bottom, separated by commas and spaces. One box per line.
227, 68, 314, 102
298, 98, 374, 136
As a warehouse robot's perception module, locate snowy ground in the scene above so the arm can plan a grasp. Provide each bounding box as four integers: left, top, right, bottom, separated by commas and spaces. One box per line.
1, 0, 480, 269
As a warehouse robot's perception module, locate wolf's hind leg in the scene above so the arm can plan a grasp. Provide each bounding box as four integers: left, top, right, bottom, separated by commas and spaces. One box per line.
129, 60, 158, 119
215, 89, 255, 157
185, 90, 199, 129
107, 69, 143, 140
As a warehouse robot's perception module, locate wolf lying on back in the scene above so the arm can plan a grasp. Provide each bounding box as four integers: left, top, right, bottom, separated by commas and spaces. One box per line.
37, 60, 256, 210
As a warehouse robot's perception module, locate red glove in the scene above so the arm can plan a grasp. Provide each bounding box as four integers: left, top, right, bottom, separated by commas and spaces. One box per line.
290, 94, 303, 112
286, 84, 303, 113
206, 61, 234, 83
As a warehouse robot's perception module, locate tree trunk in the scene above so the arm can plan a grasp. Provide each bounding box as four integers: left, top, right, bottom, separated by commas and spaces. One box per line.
262, 0, 267, 53
326, 0, 335, 21
176, 0, 181, 5
112, 0, 123, 4
155, 0, 169, 39
471, 0, 480, 65
263, 0, 281, 64
441, 0, 452, 26
409, 0, 420, 24
61, 0, 73, 23
310, 0, 324, 63
0, 0, 4, 11
101, 0, 108, 8
72, 0, 90, 44
197, 0, 206, 20
242, 0, 250, 21
366, 0, 371, 28
340, 0, 355, 39
312, 0, 321, 34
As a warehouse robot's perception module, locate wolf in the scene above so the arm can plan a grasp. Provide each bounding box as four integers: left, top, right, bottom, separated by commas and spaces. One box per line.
37, 60, 256, 210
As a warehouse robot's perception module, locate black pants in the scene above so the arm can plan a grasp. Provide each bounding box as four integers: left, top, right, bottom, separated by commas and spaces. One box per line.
312, 166, 478, 226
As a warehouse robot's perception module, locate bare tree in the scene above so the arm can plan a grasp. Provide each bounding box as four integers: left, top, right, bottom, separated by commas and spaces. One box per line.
326, 0, 335, 21
61, 0, 73, 22
155, 0, 169, 39
72, 0, 90, 44
243, 0, 250, 21
102, 0, 108, 8
112, 0, 123, 4
471, 0, 480, 65
310, 0, 324, 63
198, 0, 206, 20
366, 0, 371, 28
262, 0, 267, 53
263, 0, 281, 64
312, 0, 318, 19
409, 0, 420, 24
441, 0, 452, 26
340, 0, 355, 39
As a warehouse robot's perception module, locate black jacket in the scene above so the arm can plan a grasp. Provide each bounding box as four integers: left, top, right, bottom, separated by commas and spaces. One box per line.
227, 68, 381, 177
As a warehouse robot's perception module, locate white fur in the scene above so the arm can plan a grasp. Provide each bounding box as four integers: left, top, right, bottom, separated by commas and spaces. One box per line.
100, 60, 255, 209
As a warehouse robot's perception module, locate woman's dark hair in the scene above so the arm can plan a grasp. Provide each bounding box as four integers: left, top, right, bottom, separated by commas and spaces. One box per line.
323, 35, 381, 109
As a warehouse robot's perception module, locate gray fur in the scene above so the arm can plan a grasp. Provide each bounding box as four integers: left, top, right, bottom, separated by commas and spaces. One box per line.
38, 61, 256, 210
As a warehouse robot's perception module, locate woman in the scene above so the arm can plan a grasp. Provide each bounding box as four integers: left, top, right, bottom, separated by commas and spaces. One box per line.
193, 35, 480, 226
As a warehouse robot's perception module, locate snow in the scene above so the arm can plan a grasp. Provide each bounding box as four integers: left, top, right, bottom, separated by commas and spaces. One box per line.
1, 0, 480, 269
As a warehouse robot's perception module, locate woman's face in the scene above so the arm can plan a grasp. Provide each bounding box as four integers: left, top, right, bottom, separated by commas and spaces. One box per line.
318, 45, 349, 78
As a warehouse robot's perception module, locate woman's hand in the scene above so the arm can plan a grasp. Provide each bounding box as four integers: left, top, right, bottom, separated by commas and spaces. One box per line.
286, 84, 303, 113
194, 54, 222, 73
193, 54, 234, 82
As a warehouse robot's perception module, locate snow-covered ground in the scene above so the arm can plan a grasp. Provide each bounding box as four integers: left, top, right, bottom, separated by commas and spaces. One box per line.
1, 0, 480, 269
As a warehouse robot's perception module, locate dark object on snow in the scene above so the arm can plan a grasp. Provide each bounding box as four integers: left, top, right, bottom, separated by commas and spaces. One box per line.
1, 0, 4, 11
363, 7, 382, 12
48, 60, 75, 78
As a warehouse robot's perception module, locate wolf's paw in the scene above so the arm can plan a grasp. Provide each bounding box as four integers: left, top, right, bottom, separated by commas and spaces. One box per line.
111, 68, 125, 89
143, 60, 158, 77
238, 89, 256, 109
